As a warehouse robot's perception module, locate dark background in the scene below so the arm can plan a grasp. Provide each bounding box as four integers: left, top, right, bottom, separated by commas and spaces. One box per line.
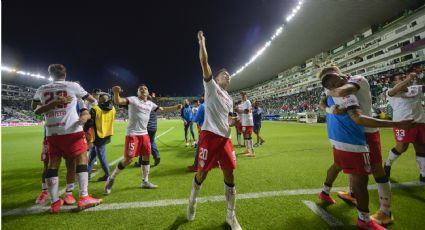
2, 0, 298, 96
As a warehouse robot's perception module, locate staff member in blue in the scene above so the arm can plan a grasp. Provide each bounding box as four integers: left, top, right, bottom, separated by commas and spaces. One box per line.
187, 95, 205, 172
181, 99, 197, 147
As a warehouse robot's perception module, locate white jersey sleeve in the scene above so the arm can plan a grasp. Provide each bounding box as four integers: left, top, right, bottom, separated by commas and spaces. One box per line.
332, 94, 360, 109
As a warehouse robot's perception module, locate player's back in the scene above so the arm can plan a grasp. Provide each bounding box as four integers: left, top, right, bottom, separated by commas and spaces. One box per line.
35, 81, 88, 136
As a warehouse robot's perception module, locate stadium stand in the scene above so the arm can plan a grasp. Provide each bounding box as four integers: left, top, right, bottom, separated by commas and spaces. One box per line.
230, 5, 425, 121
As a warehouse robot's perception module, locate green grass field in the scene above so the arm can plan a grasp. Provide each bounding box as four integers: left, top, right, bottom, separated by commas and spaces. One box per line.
2, 120, 425, 229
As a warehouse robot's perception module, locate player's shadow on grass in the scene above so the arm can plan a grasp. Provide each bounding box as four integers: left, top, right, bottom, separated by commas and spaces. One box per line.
150, 167, 191, 177
389, 178, 425, 203
165, 215, 189, 230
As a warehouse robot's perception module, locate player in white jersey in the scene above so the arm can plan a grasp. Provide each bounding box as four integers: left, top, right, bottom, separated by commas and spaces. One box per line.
104, 84, 182, 194
238, 92, 255, 157
32, 64, 101, 213
186, 31, 241, 230
34, 98, 88, 206
384, 73, 425, 182
234, 101, 243, 146
317, 65, 410, 225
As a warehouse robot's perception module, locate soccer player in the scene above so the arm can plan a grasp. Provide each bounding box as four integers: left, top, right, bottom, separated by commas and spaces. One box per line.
186, 31, 241, 230
32, 64, 101, 213
104, 84, 182, 194
252, 100, 265, 147
234, 101, 243, 146
181, 99, 197, 147
238, 92, 255, 157
34, 98, 88, 205
318, 66, 413, 228
187, 95, 205, 172
135, 94, 161, 167
384, 73, 425, 182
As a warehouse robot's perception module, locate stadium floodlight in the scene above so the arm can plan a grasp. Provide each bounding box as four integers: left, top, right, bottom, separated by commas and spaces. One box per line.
1, 65, 51, 81
231, 1, 303, 77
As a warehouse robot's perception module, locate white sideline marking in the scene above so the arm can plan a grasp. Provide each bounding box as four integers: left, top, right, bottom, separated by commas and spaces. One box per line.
302, 200, 344, 227
25, 127, 176, 211
3, 181, 424, 216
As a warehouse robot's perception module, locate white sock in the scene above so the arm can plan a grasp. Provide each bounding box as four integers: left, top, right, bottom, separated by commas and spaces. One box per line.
47, 177, 59, 203
77, 172, 88, 197
377, 182, 391, 215
357, 209, 370, 222
244, 139, 248, 149
247, 139, 252, 150
225, 183, 236, 218
416, 156, 425, 177
65, 183, 75, 195
142, 164, 150, 182
322, 184, 331, 194
385, 149, 400, 166
42, 182, 48, 191
189, 177, 202, 204
347, 174, 354, 194
237, 134, 241, 145
110, 166, 121, 179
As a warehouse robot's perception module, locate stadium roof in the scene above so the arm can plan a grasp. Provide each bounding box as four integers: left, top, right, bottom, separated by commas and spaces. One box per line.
228, 0, 422, 92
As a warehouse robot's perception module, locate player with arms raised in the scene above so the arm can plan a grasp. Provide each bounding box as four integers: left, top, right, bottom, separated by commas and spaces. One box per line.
186, 31, 241, 230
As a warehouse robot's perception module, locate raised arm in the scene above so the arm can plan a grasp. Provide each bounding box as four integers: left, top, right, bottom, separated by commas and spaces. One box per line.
34, 95, 73, 115
198, 31, 213, 82
112, 86, 128, 105
158, 104, 183, 113
387, 73, 415, 97
347, 107, 413, 129
328, 83, 359, 97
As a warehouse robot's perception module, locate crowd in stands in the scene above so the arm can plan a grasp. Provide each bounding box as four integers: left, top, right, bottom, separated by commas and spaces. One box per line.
253, 63, 424, 118
2, 63, 423, 123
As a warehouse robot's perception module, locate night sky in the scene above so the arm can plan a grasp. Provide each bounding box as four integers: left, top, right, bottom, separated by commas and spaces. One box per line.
2, 0, 297, 96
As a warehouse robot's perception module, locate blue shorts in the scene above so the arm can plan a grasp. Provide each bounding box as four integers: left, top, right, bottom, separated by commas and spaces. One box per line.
254, 124, 261, 133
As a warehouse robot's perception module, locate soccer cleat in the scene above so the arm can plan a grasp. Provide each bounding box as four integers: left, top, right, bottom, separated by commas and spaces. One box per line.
187, 165, 197, 172
420, 174, 425, 182
253, 143, 260, 148
77, 195, 102, 210
104, 176, 115, 194
371, 211, 394, 225
384, 165, 391, 178
141, 181, 158, 189
63, 193, 76, 205
50, 199, 64, 214
244, 152, 255, 157
319, 192, 336, 204
186, 142, 189, 147
337, 191, 357, 205
260, 140, 265, 145
356, 218, 387, 230
192, 141, 197, 146
226, 215, 242, 230
187, 199, 196, 221
97, 174, 109, 182
154, 158, 161, 166
35, 191, 49, 205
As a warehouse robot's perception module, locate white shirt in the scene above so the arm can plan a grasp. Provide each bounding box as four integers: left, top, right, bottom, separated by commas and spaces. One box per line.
348, 75, 377, 133
387, 85, 425, 123
202, 79, 233, 138
240, 100, 254, 126
126, 97, 158, 135
33, 81, 88, 136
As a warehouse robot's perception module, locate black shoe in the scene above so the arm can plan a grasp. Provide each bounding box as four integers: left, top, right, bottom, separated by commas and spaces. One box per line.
384, 165, 391, 178
154, 158, 160, 166
98, 174, 109, 182
420, 174, 425, 182
134, 161, 141, 167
